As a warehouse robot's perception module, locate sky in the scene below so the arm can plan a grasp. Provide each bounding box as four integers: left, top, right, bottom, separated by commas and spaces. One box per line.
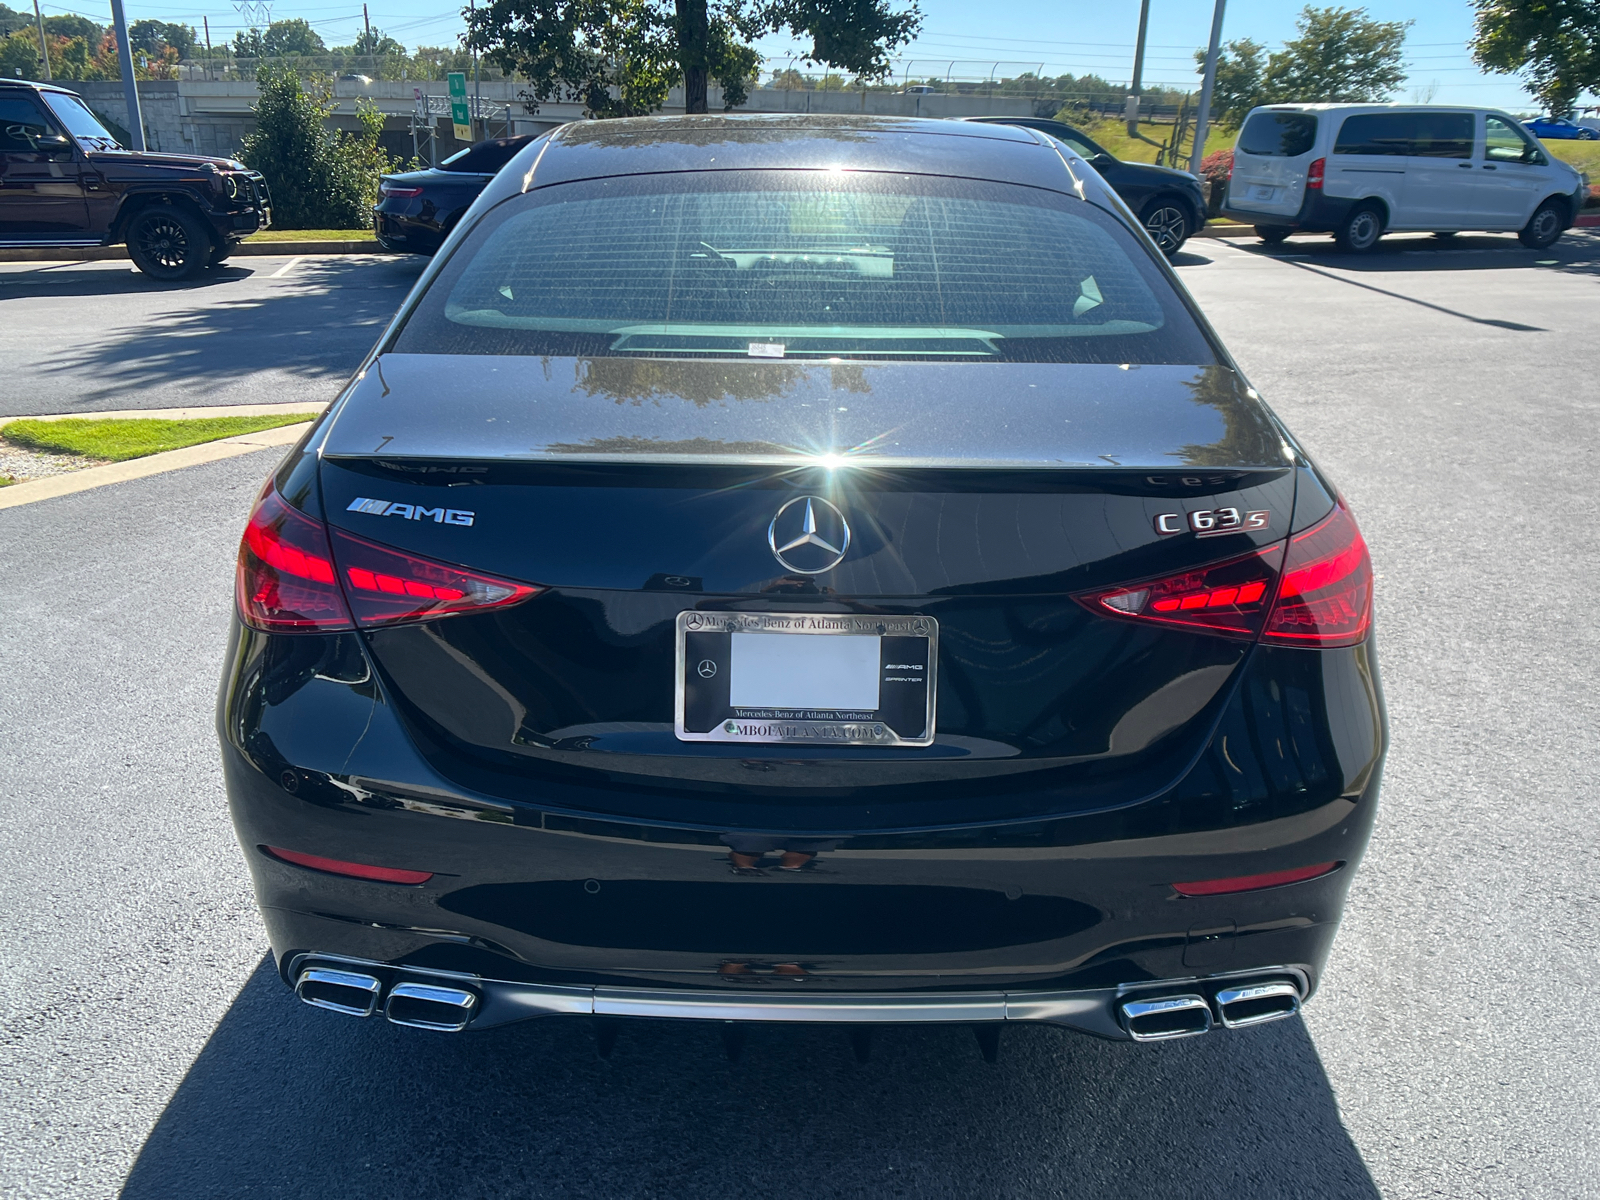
32, 0, 1581, 115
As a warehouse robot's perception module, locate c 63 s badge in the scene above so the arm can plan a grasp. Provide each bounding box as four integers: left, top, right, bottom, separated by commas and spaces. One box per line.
1155, 508, 1270, 537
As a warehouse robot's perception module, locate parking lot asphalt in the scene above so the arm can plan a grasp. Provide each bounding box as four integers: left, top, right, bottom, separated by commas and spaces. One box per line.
0, 254, 428, 418
1, 230, 1597, 1199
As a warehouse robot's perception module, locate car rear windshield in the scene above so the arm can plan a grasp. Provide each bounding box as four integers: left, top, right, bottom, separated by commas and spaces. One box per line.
391, 171, 1217, 365
1238, 111, 1318, 157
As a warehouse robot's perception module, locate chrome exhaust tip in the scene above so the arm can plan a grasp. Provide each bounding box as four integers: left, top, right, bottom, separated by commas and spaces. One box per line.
296, 967, 382, 1017
1120, 994, 1213, 1041
384, 981, 478, 1032
1215, 981, 1301, 1029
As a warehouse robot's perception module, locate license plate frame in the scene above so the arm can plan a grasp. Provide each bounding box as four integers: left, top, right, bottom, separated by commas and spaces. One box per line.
674, 611, 938, 747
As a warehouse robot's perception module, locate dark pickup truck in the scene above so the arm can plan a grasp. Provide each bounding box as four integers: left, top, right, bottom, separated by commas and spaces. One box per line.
0, 79, 271, 280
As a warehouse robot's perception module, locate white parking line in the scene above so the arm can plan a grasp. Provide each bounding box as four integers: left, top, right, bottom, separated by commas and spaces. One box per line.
269, 256, 303, 279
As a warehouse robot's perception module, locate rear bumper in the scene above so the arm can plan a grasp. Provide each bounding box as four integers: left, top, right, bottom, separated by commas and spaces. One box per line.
289, 951, 1309, 1040
1222, 189, 1355, 233
373, 208, 443, 255
220, 613, 1385, 1022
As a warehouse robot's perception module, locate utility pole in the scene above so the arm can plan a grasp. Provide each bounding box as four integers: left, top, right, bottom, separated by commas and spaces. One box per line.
1190, 0, 1226, 176
471, 0, 481, 139
1125, 0, 1149, 136
108, 0, 145, 151
363, 3, 371, 48
203, 15, 212, 80
31, 0, 50, 80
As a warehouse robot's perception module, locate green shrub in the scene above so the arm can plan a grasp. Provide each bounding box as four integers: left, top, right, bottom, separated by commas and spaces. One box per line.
240, 66, 395, 229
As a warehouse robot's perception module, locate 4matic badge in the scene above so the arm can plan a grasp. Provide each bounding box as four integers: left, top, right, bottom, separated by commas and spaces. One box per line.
347, 497, 475, 526
1154, 508, 1269, 537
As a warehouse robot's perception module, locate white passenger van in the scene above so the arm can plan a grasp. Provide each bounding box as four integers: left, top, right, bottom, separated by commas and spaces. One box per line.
1222, 104, 1588, 251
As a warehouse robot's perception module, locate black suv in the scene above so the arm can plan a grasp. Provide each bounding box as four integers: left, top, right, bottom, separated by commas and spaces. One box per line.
964, 116, 1207, 256
0, 79, 272, 280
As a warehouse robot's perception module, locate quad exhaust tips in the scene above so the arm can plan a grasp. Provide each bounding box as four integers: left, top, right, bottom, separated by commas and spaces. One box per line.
1120, 995, 1213, 1041
1215, 981, 1301, 1028
294, 967, 478, 1031
385, 981, 478, 1031
296, 968, 382, 1018
1120, 977, 1303, 1041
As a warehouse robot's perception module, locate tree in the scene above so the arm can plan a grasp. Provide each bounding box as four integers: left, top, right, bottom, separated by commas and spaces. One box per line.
1202, 38, 1267, 126
129, 19, 198, 60
240, 67, 396, 227
43, 14, 100, 43
262, 18, 326, 57
1197, 6, 1409, 121
0, 4, 33, 38
465, 0, 921, 118
1472, 0, 1600, 117
346, 27, 406, 56
0, 28, 39, 78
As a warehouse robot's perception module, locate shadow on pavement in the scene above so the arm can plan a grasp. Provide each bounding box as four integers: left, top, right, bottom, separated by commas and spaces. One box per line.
1231, 228, 1600, 277
120, 956, 1379, 1199
9, 256, 426, 406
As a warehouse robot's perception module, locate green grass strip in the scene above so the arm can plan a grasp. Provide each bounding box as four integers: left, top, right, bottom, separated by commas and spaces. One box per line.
0, 413, 319, 462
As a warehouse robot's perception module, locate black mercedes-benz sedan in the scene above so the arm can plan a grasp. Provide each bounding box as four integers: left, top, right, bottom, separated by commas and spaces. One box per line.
222, 115, 1384, 1054
373, 134, 538, 255
964, 116, 1209, 257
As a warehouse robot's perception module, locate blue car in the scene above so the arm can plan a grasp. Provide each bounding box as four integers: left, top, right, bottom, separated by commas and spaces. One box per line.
1523, 117, 1599, 141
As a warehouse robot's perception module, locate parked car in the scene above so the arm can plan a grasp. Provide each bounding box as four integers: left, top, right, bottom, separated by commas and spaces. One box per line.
1222, 104, 1587, 251
0, 78, 271, 279
374, 134, 539, 255
224, 115, 1385, 1051
1522, 116, 1598, 141
965, 116, 1208, 256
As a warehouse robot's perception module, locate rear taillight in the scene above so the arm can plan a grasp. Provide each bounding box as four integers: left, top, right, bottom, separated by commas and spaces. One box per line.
379, 182, 423, 198
1078, 502, 1372, 648
237, 484, 543, 632
1305, 157, 1325, 190
237, 485, 355, 631
1079, 547, 1281, 640
1261, 503, 1372, 647
329, 528, 542, 627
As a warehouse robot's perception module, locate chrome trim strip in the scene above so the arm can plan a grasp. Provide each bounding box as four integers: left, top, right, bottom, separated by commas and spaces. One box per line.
1214, 981, 1301, 1028
593, 986, 1005, 1024
1120, 994, 1213, 1041
295, 967, 381, 1017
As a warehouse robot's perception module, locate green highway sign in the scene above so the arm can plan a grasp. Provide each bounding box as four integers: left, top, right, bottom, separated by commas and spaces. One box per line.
447, 72, 471, 142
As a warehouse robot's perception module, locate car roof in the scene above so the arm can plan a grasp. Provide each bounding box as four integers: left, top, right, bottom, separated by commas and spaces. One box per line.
479, 113, 1109, 212
0, 79, 79, 96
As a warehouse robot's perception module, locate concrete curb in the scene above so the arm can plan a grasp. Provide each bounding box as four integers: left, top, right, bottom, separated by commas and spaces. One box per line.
9, 401, 329, 423
0, 422, 309, 512
0, 241, 387, 263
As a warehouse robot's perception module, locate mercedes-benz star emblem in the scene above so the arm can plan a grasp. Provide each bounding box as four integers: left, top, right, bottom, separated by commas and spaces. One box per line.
698, 659, 717, 678
767, 495, 851, 574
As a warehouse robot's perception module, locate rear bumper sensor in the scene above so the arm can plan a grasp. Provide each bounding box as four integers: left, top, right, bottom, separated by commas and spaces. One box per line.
291, 956, 1307, 1040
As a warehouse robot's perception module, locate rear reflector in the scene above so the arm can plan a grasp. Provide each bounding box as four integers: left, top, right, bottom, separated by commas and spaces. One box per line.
1172, 861, 1340, 896
1262, 504, 1372, 647
237, 485, 355, 631
264, 845, 433, 884
329, 528, 543, 627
